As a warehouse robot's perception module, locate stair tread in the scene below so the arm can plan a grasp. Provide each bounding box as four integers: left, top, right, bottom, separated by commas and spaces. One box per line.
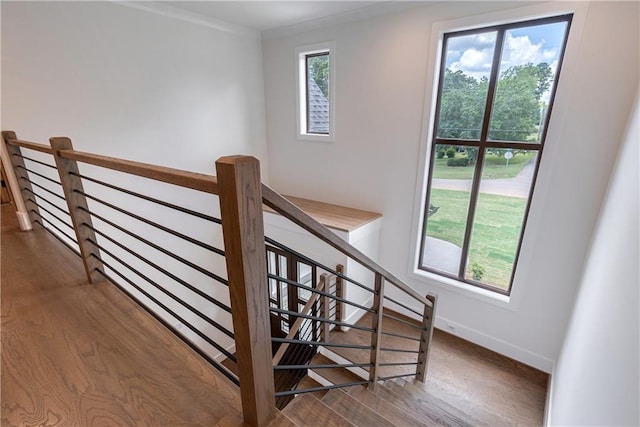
380, 380, 478, 426
310, 353, 366, 386
400, 378, 507, 426
347, 385, 429, 426
282, 393, 355, 427
321, 389, 394, 427
267, 411, 298, 427
296, 375, 329, 399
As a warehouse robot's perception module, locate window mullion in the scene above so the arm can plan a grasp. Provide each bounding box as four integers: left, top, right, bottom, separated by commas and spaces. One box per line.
305, 55, 311, 134
457, 28, 505, 280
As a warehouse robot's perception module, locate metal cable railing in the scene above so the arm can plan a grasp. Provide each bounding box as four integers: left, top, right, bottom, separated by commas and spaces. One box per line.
8, 142, 79, 254
3, 133, 437, 426
3, 135, 241, 389
69, 171, 237, 384
263, 204, 436, 406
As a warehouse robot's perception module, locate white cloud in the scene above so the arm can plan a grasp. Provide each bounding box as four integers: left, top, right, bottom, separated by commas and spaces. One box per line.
449, 48, 494, 80
501, 33, 559, 70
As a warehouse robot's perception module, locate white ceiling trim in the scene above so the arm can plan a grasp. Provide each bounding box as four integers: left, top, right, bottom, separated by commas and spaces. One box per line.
261, 1, 430, 40
115, 1, 261, 39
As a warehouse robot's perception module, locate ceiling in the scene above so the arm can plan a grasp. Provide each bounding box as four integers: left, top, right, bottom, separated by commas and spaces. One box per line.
163, 1, 390, 32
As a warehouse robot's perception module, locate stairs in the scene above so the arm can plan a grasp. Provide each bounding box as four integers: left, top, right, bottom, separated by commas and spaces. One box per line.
269, 377, 474, 427
267, 348, 479, 427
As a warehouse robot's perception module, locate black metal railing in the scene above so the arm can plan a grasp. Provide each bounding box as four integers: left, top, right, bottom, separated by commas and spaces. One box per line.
69, 169, 238, 385
3, 132, 436, 426
263, 212, 436, 406
8, 144, 80, 255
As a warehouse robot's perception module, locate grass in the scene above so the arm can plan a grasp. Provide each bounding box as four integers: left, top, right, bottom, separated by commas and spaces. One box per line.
426, 188, 528, 289
433, 151, 535, 180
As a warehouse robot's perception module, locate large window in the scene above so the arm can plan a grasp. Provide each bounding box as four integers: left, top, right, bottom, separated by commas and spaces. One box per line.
419, 15, 572, 294
296, 42, 335, 142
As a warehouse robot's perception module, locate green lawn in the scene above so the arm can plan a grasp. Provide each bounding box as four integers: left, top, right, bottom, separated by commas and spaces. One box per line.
426, 189, 528, 289
433, 151, 535, 180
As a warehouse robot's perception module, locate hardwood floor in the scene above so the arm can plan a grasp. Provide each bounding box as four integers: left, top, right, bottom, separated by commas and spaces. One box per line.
326, 313, 549, 426
2, 213, 549, 426
1, 224, 244, 426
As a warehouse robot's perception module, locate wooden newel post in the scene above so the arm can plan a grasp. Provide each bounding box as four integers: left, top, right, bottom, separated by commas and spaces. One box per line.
216, 156, 275, 427
416, 293, 437, 383
369, 272, 384, 391
1, 131, 37, 230
50, 137, 104, 284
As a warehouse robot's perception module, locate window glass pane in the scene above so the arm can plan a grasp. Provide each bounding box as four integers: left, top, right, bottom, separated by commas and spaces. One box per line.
306, 53, 329, 134
437, 32, 497, 140
488, 22, 569, 142
421, 144, 476, 275
465, 149, 537, 289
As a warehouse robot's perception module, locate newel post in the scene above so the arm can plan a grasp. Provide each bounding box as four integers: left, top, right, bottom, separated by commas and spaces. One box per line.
50, 137, 104, 284
416, 293, 437, 383
216, 156, 275, 427
1, 131, 37, 230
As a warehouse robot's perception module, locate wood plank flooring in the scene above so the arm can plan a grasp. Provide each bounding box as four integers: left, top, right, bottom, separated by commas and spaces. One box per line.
327, 313, 549, 426
3, 204, 549, 426
1, 224, 244, 426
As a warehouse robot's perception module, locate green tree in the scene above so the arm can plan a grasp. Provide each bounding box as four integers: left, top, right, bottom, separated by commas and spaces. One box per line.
437, 70, 488, 140
489, 62, 552, 141
437, 63, 553, 143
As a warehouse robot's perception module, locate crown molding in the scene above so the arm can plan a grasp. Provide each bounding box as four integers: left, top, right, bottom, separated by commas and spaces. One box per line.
114, 1, 260, 39
261, 1, 433, 41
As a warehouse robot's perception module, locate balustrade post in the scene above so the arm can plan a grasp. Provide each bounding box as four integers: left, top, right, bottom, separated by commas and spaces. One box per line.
216, 156, 275, 427
320, 274, 330, 342
368, 272, 384, 391
416, 293, 437, 382
335, 264, 345, 331
50, 137, 104, 283
1, 131, 37, 230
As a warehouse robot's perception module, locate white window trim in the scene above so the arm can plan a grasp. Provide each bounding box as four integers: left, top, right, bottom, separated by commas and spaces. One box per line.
295, 41, 336, 142
408, 1, 589, 309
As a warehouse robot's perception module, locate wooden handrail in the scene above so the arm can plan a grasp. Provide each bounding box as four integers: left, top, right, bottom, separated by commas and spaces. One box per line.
261, 184, 433, 309
272, 274, 330, 366
56, 149, 219, 195
6, 138, 54, 154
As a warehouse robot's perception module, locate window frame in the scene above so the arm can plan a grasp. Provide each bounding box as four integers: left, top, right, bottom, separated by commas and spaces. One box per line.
295, 41, 335, 142
417, 14, 573, 296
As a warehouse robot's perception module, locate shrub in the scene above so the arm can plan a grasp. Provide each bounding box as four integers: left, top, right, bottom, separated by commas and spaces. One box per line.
470, 262, 485, 281
447, 157, 469, 167
437, 149, 446, 159
446, 148, 456, 158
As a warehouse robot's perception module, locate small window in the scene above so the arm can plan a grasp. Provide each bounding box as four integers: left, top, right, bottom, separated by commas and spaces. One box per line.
418, 15, 572, 294
296, 42, 335, 142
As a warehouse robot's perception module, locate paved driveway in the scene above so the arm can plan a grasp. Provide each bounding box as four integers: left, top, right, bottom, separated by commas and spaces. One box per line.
431, 158, 535, 198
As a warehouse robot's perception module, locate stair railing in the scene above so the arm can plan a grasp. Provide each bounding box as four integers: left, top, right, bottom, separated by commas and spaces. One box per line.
1, 131, 436, 427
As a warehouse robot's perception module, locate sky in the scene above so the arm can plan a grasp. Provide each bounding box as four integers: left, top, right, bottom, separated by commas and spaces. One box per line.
445, 21, 569, 82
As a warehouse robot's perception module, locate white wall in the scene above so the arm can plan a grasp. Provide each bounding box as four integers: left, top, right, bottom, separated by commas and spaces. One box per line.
262, 1, 639, 370
548, 93, 639, 426
1, 1, 269, 362
1, 1, 268, 174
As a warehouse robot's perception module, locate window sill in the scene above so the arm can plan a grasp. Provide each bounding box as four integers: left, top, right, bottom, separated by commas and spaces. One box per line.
297, 132, 334, 143
410, 267, 517, 311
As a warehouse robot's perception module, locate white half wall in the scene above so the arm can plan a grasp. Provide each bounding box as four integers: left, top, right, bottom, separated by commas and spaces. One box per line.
548, 92, 639, 426
262, 1, 640, 370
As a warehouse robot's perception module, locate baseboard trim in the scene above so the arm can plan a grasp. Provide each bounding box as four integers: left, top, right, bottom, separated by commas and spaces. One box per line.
434, 316, 554, 373
544, 364, 556, 426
